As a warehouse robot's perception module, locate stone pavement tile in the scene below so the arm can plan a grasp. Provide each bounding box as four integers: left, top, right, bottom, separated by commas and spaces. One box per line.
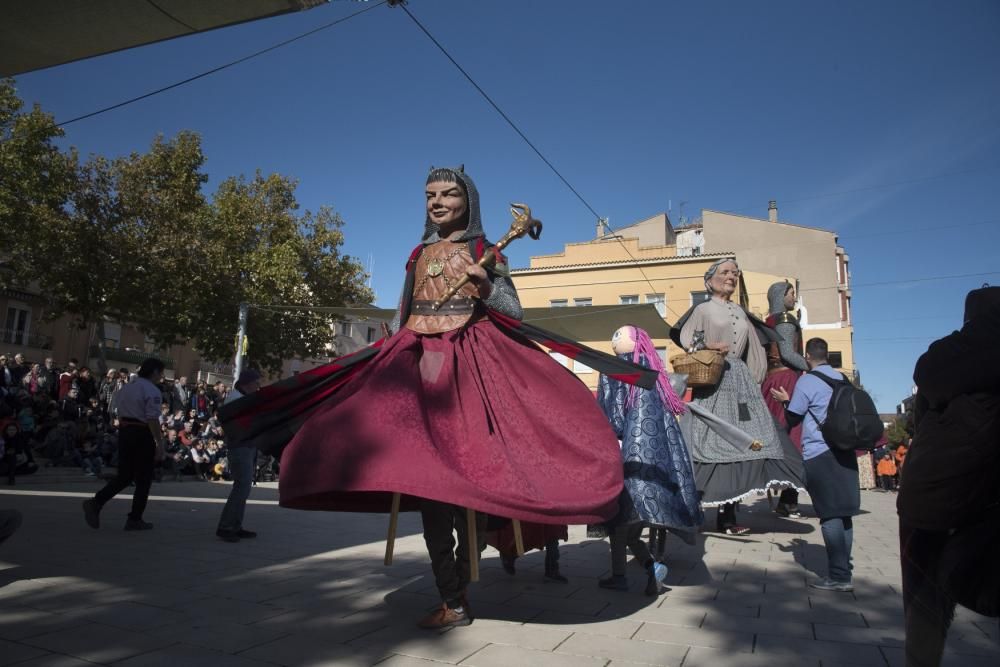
3, 655, 97, 667
814, 622, 904, 647
376, 655, 464, 667
13, 583, 139, 613
67, 601, 190, 631
249, 608, 393, 641
145, 619, 291, 654
21, 621, 175, 664
655, 597, 757, 620
459, 644, 605, 667
531, 610, 642, 639
555, 633, 688, 666
0, 638, 50, 666
941, 633, 1000, 659
881, 646, 1000, 667
753, 634, 886, 665
502, 593, 607, 616
259, 584, 382, 613
448, 623, 571, 651
345, 623, 492, 664
624, 603, 705, 628
238, 631, 384, 666
701, 613, 814, 639
681, 646, 822, 667
168, 596, 289, 624
633, 621, 754, 652
111, 644, 274, 667
972, 620, 999, 640
0, 606, 83, 640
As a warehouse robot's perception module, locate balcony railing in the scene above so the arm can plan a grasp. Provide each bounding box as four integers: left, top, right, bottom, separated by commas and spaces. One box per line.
88, 345, 174, 369
0, 329, 53, 350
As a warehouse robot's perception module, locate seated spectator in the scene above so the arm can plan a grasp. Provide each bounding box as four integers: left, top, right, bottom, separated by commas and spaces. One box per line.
73, 436, 103, 477
2, 422, 31, 485
42, 422, 77, 465
190, 440, 212, 480
178, 422, 196, 447
158, 403, 171, 428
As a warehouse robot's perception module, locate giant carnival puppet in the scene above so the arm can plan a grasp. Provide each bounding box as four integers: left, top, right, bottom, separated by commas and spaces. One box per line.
670, 258, 805, 535
761, 281, 809, 518
596, 325, 702, 596
220, 166, 658, 629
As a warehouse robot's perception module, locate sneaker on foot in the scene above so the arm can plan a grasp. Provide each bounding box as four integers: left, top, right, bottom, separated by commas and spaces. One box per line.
216, 530, 240, 543
82, 499, 100, 529
598, 575, 628, 591
237, 529, 257, 539
417, 603, 472, 629
775, 503, 790, 518
724, 525, 751, 535
810, 578, 853, 592
124, 519, 153, 531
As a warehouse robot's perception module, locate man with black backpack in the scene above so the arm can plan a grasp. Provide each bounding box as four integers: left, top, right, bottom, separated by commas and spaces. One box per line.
771, 337, 882, 592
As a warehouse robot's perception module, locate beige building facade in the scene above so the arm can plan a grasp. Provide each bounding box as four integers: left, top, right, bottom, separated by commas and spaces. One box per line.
512, 205, 857, 389
511, 214, 787, 391
694, 203, 855, 379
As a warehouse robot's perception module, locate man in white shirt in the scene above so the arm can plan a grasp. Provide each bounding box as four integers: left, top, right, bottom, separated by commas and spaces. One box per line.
83, 359, 167, 531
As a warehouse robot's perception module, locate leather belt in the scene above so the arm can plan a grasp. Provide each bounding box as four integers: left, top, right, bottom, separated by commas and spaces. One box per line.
119, 417, 148, 426
410, 298, 477, 315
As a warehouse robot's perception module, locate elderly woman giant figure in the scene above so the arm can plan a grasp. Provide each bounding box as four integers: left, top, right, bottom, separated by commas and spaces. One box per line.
671, 259, 805, 534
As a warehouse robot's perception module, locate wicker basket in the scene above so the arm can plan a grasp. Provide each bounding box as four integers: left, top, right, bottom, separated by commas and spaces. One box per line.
669, 350, 725, 388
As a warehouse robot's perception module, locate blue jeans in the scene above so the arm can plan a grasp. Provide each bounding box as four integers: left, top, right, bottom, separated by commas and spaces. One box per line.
217, 447, 255, 533
820, 516, 854, 583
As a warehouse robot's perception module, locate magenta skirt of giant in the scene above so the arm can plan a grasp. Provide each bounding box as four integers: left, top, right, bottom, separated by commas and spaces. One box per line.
278, 321, 624, 525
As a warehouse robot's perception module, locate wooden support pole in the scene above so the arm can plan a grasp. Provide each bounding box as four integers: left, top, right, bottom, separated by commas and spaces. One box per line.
512, 519, 525, 557
384, 492, 401, 566
467, 508, 479, 582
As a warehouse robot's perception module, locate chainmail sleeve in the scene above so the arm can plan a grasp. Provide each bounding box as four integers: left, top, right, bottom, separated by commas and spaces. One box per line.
483, 264, 523, 320
775, 321, 808, 371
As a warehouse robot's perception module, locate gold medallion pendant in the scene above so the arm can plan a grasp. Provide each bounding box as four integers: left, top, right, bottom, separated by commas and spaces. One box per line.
425, 258, 445, 277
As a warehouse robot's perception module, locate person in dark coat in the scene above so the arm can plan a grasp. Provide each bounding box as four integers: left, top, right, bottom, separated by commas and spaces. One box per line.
897, 285, 1000, 667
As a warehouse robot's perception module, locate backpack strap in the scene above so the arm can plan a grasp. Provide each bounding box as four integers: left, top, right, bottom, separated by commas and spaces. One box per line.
807, 370, 849, 388
804, 370, 846, 426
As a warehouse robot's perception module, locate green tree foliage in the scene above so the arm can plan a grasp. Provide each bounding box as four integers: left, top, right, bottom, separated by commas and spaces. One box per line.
0, 78, 75, 261
886, 417, 910, 446
189, 172, 373, 374
1, 80, 372, 375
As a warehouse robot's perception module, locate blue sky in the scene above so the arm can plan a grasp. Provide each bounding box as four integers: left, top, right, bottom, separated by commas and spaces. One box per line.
11, 0, 1000, 411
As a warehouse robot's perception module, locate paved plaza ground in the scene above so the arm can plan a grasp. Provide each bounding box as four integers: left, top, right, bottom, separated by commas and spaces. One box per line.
0, 476, 997, 667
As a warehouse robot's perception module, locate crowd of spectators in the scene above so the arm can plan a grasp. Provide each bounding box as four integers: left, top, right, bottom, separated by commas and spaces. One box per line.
0, 353, 259, 485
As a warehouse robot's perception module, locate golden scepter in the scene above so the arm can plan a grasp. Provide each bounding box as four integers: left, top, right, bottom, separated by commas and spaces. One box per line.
431, 203, 543, 310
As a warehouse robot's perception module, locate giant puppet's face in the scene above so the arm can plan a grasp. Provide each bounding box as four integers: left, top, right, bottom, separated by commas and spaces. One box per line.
425, 180, 468, 235
611, 326, 636, 355
707, 261, 740, 299
784, 285, 797, 311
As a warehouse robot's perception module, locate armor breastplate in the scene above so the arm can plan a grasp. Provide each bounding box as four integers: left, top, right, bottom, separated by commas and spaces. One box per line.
766, 311, 803, 373
405, 241, 484, 335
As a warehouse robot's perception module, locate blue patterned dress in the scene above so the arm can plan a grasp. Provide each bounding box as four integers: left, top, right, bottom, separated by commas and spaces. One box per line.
598, 353, 704, 544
